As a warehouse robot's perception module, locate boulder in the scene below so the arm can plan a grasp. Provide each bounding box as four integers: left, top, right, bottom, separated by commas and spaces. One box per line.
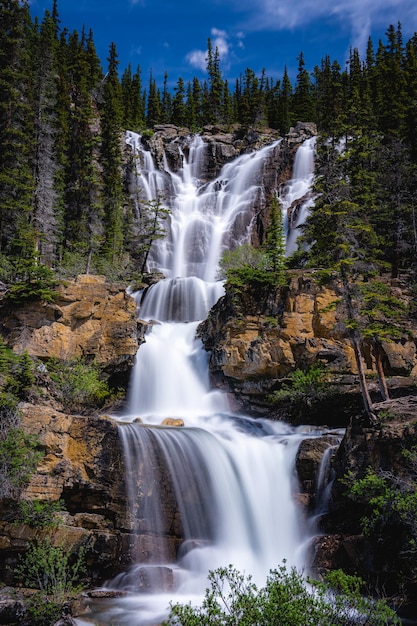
0, 275, 139, 387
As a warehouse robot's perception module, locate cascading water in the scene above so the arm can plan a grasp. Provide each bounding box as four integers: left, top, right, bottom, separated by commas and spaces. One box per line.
88, 132, 321, 626
281, 136, 316, 255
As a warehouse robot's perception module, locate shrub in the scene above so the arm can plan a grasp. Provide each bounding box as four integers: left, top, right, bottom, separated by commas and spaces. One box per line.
0, 426, 43, 499
344, 450, 417, 582
15, 537, 87, 625
165, 563, 400, 625
268, 363, 332, 406
47, 357, 112, 414
16, 499, 65, 528
5, 259, 58, 304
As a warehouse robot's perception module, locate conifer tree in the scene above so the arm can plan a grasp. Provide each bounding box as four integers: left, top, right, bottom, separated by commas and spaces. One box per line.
161, 71, 172, 123
31, 9, 62, 265
373, 23, 407, 137
404, 34, 417, 160
100, 42, 124, 264
206, 38, 224, 123
264, 193, 286, 277
172, 77, 186, 127
0, 0, 35, 260
293, 52, 315, 122
277, 67, 292, 134
298, 135, 380, 420
188, 77, 204, 130
146, 71, 161, 127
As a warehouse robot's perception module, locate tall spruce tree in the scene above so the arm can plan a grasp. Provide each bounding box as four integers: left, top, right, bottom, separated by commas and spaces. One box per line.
0, 0, 35, 261
293, 52, 315, 122
31, 9, 62, 265
298, 134, 381, 420
100, 42, 124, 264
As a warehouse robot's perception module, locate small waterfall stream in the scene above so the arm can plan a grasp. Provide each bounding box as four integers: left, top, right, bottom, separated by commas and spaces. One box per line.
281, 136, 316, 254
88, 132, 322, 626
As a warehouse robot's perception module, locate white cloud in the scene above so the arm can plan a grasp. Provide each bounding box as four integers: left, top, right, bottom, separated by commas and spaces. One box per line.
186, 28, 233, 72
185, 49, 208, 72
235, 0, 417, 53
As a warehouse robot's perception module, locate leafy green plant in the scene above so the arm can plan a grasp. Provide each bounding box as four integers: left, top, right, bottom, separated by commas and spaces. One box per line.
344, 448, 417, 582
0, 427, 43, 499
16, 499, 65, 529
268, 363, 332, 406
165, 563, 400, 625
15, 537, 87, 625
47, 357, 112, 414
5, 259, 59, 304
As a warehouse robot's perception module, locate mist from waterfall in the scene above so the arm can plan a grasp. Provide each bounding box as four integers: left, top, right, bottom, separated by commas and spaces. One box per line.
88, 132, 319, 626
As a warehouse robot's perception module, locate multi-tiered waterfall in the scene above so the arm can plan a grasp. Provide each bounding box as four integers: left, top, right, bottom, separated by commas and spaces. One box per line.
89, 131, 318, 626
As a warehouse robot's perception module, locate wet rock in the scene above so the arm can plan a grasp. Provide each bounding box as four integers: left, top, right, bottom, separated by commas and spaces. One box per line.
161, 418, 184, 427
0, 588, 27, 624
52, 601, 77, 626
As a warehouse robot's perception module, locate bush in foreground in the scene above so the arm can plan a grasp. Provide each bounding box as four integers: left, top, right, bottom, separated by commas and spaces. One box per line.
165, 563, 399, 626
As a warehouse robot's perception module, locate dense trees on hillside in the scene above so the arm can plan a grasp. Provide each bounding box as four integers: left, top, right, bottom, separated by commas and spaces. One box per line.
0, 0, 417, 282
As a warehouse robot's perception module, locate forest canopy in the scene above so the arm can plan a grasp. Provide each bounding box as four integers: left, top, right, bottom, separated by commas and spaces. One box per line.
1, 0, 417, 282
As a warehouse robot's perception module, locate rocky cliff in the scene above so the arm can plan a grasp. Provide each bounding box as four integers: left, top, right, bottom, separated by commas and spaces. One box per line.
198, 270, 417, 422
126, 122, 317, 248
1, 129, 417, 620
0, 274, 139, 388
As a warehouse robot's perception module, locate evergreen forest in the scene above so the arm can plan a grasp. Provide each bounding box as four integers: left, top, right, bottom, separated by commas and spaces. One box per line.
1, 0, 417, 285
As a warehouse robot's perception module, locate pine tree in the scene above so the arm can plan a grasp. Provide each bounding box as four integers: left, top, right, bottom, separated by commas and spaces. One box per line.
31, 9, 62, 265
293, 52, 315, 122
373, 23, 407, 137
100, 42, 124, 263
404, 34, 417, 160
0, 0, 35, 259
298, 134, 381, 421
206, 38, 224, 123
172, 77, 186, 127
264, 193, 286, 277
276, 67, 292, 134
161, 71, 172, 123
146, 71, 161, 127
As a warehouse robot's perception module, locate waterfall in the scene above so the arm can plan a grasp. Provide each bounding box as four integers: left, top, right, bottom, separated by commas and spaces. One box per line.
88, 132, 320, 626
281, 136, 316, 255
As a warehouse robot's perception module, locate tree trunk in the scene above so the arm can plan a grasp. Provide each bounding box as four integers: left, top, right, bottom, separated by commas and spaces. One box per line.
340, 264, 376, 423
373, 340, 390, 401
351, 335, 376, 421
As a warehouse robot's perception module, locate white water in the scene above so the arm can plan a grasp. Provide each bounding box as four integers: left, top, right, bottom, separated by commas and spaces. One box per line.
281, 136, 316, 255
89, 132, 319, 625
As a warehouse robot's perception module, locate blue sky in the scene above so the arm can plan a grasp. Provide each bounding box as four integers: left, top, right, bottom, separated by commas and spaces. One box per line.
29, 0, 417, 87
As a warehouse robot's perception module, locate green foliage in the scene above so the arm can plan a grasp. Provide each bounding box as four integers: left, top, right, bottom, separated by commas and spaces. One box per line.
0, 337, 37, 400
344, 448, 417, 581
359, 280, 409, 342
5, 259, 59, 304
15, 537, 87, 625
264, 193, 287, 277
268, 363, 332, 406
219, 243, 278, 295
165, 563, 400, 625
16, 499, 65, 529
132, 195, 171, 274
0, 426, 43, 499
47, 357, 112, 413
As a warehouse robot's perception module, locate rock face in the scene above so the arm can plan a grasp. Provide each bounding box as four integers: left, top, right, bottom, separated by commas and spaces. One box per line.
198, 271, 417, 419
311, 397, 417, 596
126, 122, 317, 248
0, 404, 183, 586
0, 275, 139, 386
